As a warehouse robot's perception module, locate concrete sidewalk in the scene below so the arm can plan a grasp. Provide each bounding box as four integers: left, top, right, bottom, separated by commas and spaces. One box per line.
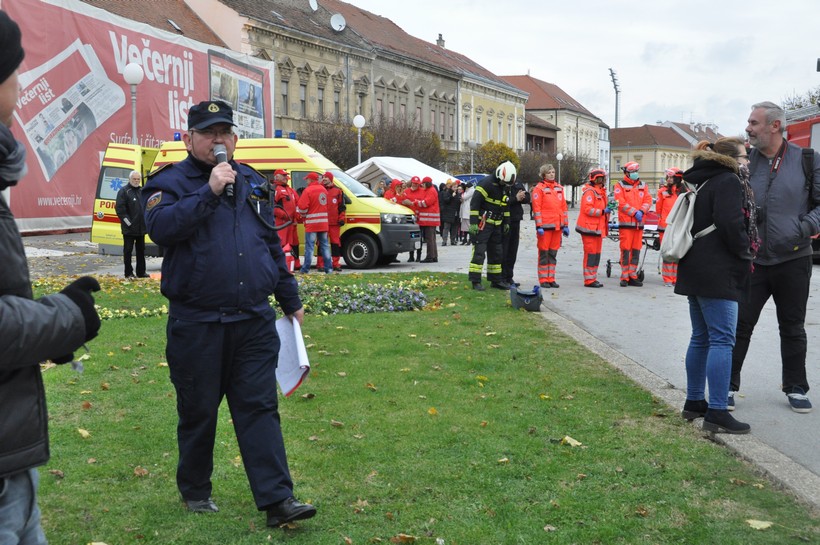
22, 218, 820, 510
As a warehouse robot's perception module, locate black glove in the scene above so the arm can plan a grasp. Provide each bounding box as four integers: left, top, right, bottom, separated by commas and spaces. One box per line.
52, 353, 74, 365
61, 276, 101, 342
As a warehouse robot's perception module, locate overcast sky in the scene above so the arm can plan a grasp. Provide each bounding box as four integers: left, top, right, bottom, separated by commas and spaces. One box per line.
344, 0, 819, 137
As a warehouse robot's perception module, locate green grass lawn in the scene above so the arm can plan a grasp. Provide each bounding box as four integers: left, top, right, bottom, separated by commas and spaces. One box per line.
33, 273, 819, 545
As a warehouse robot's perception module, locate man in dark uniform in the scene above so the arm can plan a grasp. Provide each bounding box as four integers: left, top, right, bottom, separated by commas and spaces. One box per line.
468, 160, 516, 291
115, 170, 148, 278
501, 174, 531, 287
143, 100, 316, 527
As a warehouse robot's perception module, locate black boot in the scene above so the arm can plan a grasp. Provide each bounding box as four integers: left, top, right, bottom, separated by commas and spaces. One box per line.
702, 409, 751, 434
416, 249, 422, 262
681, 399, 708, 421
408, 252, 415, 263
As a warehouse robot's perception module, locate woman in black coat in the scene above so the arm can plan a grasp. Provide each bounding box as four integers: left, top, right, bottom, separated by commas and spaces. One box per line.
675, 137, 754, 434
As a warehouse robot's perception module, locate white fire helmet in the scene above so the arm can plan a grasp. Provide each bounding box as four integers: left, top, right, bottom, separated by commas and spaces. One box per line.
495, 161, 517, 185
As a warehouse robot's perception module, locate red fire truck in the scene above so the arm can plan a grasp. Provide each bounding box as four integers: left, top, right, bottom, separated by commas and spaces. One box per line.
785, 106, 820, 261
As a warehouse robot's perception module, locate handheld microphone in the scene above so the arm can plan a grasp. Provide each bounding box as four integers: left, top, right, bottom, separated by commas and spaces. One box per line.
213, 144, 232, 197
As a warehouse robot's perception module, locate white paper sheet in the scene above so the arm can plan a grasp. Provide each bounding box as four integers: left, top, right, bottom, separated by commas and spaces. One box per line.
275, 316, 310, 396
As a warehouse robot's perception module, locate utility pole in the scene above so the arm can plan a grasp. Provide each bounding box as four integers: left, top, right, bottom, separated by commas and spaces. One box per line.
609, 68, 620, 129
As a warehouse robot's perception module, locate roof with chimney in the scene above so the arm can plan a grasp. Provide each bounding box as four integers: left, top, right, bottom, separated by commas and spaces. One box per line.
81, 0, 227, 46
500, 74, 599, 120
610, 125, 692, 149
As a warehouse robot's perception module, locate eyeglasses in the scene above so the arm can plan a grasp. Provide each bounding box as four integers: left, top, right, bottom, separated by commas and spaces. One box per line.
191, 127, 234, 139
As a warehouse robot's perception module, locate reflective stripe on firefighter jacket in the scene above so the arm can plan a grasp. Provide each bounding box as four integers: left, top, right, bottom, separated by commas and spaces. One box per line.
614, 177, 652, 228
575, 183, 609, 237
469, 178, 509, 227
296, 181, 329, 232
531, 180, 568, 230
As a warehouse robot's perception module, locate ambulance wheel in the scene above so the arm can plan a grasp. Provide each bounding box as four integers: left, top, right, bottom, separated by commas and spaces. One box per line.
343, 233, 378, 269
606, 261, 612, 278
638, 270, 645, 282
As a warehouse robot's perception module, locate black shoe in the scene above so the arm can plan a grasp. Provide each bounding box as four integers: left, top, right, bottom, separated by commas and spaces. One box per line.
628, 278, 643, 287
491, 281, 511, 290
137, 273, 151, 278
442, 241, 447, 246
509, 281, 520, 288
549, 281, 560, 288
420, 257, 438, 263
620, 280, 628, 287
124, 273, 135, 279
408, 254, 415, 263
540, 282, 552, 288
184, 498, 219, 513
702, 409, 751, 434
472, 282, 485, 291
585, 281, 603, 288
333, 266, 343, 272
266, 497, 317, 527
681, 399, 708, 421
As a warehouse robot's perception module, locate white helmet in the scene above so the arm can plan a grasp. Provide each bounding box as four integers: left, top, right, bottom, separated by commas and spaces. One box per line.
495, 161, 517, 185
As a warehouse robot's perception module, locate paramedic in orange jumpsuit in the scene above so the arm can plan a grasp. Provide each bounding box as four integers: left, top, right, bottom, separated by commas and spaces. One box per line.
272, 169, 301, 270
614, 161, 652, 286
317, 171, 346, 271
575, 168, 609, 288
655, 167, 684, 286
530, 163, 568, 288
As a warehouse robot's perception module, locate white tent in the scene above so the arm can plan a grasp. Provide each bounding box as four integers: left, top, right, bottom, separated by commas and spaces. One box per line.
346, 157, 456, 189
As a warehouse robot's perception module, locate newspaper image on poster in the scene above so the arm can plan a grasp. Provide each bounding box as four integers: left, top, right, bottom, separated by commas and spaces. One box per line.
208, 50, 266, 139
14, 39, 125, 181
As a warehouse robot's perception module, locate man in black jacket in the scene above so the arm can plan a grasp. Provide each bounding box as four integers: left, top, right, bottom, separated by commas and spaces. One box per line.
0, 11, 101, 543
502, 177, 531, 287
115, 170, 148, 278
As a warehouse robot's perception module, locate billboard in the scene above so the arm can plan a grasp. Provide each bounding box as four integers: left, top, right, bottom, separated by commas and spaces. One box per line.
1, 0, 275, 232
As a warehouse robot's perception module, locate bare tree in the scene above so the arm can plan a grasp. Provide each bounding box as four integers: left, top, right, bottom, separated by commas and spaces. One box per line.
783, 86, 820, 111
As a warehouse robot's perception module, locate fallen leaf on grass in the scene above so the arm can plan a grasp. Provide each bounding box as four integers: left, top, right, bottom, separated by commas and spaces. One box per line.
484, 331, 497, 336
77, 428, 91, 439
301, 392, 315, 399
543, 525, 557, 532
100, 382, 110, 391
331, 419, 345, 428
560, 436, 582, 447
497, 457, 509, 464
337, 372, 347, 377
635, 506, 649, 517
390, 534, 417, 543
121, 345, 132, 352
344, 537, 353, 544
408, 334, 417, 338
366, 383, 378, 391
475, 375, 489, 382
427, 407, 438, 416
133, 466, 149, 477
157, 362, 168, 367
81, 401, 92, 410
48, 469, 64, 478
746, 519, 773, 530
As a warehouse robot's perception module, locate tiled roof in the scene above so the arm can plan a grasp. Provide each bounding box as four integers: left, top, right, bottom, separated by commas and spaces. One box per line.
610, 125, 691, 149
666, 121, 723, 142
81, 0, 227, 46
525, 112, 559, 131
500, 74, 598, 119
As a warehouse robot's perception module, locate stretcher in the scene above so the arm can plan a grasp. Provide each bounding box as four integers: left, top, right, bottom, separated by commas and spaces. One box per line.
605, 217, 660, 282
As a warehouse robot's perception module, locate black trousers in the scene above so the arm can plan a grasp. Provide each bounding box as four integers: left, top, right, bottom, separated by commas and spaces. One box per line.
501, 220, 522, 283
731, 256, 812, 393
469, 223, 503, 283
166, 316, 293, 509
123, 234, 146, 276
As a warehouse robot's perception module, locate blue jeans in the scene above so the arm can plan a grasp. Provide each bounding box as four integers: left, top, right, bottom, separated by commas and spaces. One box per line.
301, 231, 331, 273
685, 296, 738, 410
0, 469, 48, 545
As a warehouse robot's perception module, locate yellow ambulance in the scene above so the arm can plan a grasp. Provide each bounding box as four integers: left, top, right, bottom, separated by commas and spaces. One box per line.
90, 138, 421, 268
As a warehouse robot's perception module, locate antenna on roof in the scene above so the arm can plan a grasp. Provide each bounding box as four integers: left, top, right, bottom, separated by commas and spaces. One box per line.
330, 13, 346, 32
309, 0, 318, 12
167, 19, 183, 33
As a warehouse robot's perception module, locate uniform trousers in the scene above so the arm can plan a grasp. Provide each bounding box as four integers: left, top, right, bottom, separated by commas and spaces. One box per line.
123, 234, 146, 277
619, 228, 643, 281
581, 234, 603, 285
731, 256, 811, 394
501, 220, 522, 283
166, 315, 293, 510
469, 223, 503, 283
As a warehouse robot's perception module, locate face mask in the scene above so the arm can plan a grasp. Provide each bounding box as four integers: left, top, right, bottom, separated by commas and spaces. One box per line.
629, 172, 640, 181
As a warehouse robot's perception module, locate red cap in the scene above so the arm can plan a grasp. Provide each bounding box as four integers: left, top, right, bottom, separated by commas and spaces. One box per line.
274, 169, 289, 178
410, 176, 421, 184
305, 172, 319, 182
422, 176, 433, 183
323, 171, 334, 182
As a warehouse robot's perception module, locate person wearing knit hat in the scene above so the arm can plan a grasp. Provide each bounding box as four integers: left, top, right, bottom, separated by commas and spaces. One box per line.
1, 9, 103, 543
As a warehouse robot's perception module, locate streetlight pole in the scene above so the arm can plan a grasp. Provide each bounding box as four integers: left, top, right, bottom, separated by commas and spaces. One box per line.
556, 152, 563, 185
123, 63, 145, 145
353, 114, 365, 165
467, 139, 477, 172
608, 68, 620, 129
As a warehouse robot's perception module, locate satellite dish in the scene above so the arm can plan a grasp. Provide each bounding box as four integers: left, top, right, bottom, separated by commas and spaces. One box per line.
309, 0, 318, 12
330, 13, 346, 31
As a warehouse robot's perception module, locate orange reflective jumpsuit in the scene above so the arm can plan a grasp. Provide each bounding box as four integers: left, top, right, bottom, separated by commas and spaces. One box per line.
575, 182, 609, 285
614, 176, 652, 282
531, 179, 568, 284
655, 183, 681, 285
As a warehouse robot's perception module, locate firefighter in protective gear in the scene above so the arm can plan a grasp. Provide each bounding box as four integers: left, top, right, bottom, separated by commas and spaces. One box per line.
468, 162, 513, 290
317, 171, 346, 272
575, 168, 610, 287
656, 167, 684, 286
403, 175, 440, 263
614, 161, 651, 286
531, 163, 568, 288
271, 169, 301, 270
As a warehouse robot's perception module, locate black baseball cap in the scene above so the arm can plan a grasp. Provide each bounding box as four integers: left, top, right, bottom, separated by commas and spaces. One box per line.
188, 100, 236, 130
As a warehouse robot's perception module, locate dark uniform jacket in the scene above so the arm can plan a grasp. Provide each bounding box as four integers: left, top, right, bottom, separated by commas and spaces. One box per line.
0, 195, 86, 478
506, 180, 531, 222
675, 151, 752, 302
143, 155, 301, 322
115, 184, 146, 236
469, 175, 509, 227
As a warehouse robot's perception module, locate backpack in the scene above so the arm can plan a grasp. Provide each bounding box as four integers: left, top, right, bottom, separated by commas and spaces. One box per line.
659, 180, 716, 262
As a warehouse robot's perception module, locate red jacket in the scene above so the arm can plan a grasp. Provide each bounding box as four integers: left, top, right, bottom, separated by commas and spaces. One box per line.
296, 181, 329, 232
272, 183, 298, 226
531, 180, 568, 230
383, 180, 403, 203
575, 183, 609, 237
325, 184, 346, 226
655, 184, 681, 230
403, 185, 440, 226
614, 177, 652, 228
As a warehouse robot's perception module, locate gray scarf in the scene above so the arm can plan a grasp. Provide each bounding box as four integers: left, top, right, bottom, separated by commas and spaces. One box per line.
0, 123, 28, 190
